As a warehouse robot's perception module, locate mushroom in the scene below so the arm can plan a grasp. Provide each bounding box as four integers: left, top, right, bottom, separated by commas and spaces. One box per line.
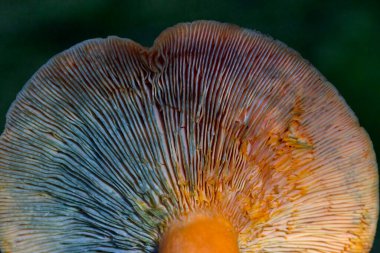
0, 21, 378, 253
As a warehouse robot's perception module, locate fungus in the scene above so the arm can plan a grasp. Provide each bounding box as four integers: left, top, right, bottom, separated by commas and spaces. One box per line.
0, 21, 378, 253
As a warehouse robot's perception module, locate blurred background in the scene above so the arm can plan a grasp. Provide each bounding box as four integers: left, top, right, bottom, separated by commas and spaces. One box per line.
0, 0, 379, 251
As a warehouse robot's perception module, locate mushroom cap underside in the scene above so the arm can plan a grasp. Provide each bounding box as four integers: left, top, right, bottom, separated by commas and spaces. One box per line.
0, 21, 378, 253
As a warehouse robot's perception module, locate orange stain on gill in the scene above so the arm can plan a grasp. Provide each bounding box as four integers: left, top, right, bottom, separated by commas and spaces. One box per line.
235, 97, 314, 243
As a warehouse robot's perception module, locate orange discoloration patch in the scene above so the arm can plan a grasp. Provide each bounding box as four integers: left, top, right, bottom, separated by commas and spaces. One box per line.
343, 209, 372, 252
1, 240, 12, 253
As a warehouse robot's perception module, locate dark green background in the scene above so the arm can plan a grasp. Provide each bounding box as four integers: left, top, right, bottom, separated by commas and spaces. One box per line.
0, 0, 379, 251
